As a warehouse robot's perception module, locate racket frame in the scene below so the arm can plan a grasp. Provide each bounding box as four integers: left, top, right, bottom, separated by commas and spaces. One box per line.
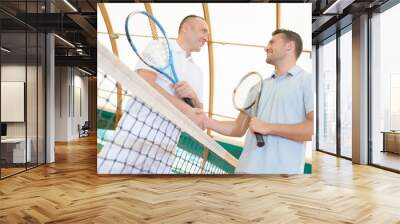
125, 11, 178, 84
232, 71, 265, 147
125, 11, 194, 107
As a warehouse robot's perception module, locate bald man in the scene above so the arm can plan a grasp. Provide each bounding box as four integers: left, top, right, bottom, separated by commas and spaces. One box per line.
136, 15, 209, 127
97, 15, 209, 174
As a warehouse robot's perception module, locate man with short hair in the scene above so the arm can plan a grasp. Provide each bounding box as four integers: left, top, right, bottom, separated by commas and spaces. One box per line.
98, 15, 209, 174
204, 29, 314, 174
137, 15, 209, 124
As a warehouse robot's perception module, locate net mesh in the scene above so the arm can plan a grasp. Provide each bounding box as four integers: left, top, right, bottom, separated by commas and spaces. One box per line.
97, 43, 237, 174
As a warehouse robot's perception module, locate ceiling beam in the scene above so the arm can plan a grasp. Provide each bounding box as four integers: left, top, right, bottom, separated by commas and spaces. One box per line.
67, 13, 96, 38
322, 0, 356, 14
312, 15, 335, 33
55, 55, 96, 68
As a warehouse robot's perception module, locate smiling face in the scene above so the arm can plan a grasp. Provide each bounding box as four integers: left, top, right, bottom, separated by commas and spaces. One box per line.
181, 17, 209, 52
264, 33, 293, 65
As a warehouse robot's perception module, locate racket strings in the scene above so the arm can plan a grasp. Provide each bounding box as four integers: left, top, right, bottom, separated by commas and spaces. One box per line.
234, 75, 262, 110
142, 39, 170, 68
125, 12, 170, 70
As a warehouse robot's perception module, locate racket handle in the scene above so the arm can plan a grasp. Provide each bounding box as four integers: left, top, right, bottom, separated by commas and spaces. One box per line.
255, 133, 265, 147
183, 97, 195, 108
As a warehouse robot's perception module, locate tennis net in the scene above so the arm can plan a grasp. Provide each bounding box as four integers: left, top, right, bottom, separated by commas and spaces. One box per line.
97, 43, 238, 174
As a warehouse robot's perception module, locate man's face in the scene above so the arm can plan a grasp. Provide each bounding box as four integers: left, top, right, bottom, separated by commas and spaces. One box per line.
264, 33, 291, 65
184, 18, 209, 52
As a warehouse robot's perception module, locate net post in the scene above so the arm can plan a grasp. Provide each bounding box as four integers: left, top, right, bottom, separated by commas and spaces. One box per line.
115, 82, 123, 125
200, 146, 209, 174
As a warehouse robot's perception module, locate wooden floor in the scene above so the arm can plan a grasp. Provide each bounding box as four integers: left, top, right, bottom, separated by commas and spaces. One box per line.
1, 163, 45, 178
1, 136, 400, 223
0, 167, 26, 178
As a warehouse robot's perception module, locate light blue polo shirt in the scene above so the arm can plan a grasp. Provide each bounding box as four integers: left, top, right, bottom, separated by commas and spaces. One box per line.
235, 65, 314, 174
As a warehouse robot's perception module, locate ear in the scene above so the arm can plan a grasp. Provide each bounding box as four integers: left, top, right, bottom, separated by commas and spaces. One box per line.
181, 22, 190, 33
286, 41, 294, 53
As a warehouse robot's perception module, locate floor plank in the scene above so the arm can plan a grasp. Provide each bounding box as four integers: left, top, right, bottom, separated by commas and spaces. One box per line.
0, 135, 399, 223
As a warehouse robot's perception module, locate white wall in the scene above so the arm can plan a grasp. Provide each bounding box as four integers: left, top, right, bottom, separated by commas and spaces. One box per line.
70, 71, 89, 138
1, 64, 46, 164
1, 65, 28, 138
55, 67, 89, 141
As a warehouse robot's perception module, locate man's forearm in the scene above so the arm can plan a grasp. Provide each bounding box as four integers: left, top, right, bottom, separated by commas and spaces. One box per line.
269, 121, 313, 142
206, 113, 250, 137
206, 119, 240, 137
249, 113, 314, 142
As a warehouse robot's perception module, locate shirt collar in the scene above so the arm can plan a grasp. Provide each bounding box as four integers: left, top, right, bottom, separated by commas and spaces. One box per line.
170, 40, 193, 61
271, 65, 302, 79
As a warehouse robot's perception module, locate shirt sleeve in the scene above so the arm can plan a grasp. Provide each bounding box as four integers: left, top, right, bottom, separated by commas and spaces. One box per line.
303, 73, 314, 114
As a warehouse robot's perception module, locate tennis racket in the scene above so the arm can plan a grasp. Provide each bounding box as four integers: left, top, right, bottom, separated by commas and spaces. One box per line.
232, 71, 265, 147
125, 11, 194, 107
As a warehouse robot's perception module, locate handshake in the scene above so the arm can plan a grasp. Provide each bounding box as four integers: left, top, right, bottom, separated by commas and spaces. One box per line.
184, 107, 210, 130
183, 104, 274, 138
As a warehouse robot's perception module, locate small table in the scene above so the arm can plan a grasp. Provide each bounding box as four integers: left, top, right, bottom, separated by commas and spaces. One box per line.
381, 131, 400, 154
